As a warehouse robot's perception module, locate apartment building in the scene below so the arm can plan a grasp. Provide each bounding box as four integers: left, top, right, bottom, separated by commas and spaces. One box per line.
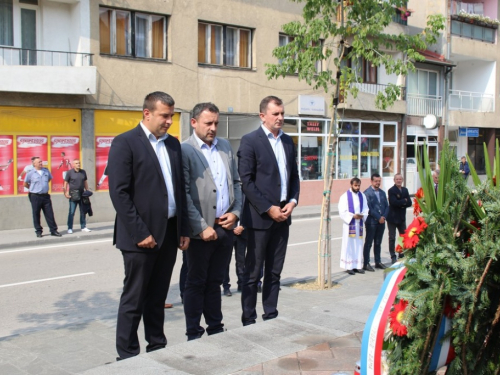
406, 0, 500, 192
0, 0, 335, 229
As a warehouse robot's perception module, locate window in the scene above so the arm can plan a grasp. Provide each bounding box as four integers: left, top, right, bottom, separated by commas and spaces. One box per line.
408, 69, 438, 96
198, 22, 251, 68
99, 7, 167, 59
349, 56, 377, 84
279, 34, 323, 73
0, 0, 13, 46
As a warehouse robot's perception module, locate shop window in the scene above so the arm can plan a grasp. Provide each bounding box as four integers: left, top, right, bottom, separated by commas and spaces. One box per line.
283, 118, 299, 134
384, 124, 396, 142
301, 119, 325, 134
382, 146, 395, 176
99, 7, 167, 59
301, 136, 323, 180
361, 138, 380, 178
0, 0, 13, 46
198, 22, 251, 68
361, 122, 379, 135
339, 121, 359, 135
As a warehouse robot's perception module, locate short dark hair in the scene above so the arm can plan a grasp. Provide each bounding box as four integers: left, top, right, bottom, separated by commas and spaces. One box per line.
143, 91, 175, 112
259, 96, 283, 114
371, 173, 381, 180
191, 102, 219, 120
350, 177, 361, 185
31, 156, 39, 161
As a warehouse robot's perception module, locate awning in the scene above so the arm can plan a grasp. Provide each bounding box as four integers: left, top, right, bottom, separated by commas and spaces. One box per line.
418, 49, 456, 67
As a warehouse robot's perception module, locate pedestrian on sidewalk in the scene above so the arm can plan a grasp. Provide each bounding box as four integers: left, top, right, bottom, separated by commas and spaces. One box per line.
339, 177, 368, 275
24, 157, 62, 238
182, 102, 242, 341
238, 96, 300, 326
362, 173, 389, 272
386, 173, 412, 263
459, 156, 469, 180
63, 159, 91, 234
108, 91, 190, 360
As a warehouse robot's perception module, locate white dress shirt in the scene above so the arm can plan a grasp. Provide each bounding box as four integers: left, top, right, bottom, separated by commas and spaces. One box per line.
261, 124, 288, 202
193, 133, 230, 218
140, 122, 176, 218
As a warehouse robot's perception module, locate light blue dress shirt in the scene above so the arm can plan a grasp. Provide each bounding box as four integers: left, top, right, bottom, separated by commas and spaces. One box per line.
261, 124, 288, 202
25, 168, 52, 194
140, 123, 176, 219
193, 133, 230, 218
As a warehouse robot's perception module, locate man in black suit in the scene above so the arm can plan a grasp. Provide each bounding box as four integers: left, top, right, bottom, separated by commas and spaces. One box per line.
238, 95, 300, 326
386, 173, 412, 263
363, 173, 389, 271
108, 92, 190, 360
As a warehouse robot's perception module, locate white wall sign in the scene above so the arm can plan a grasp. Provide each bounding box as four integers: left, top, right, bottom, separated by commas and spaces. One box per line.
298, 95, 326, 116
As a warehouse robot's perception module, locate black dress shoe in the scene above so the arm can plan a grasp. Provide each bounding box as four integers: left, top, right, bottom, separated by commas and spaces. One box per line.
50, 231, 62, 237
346, 269, 355, 275
363, 264, 375, 272
353, 268, 365, 274
375, 263, 388, 269
36, 232, 42, 238
223, 288, 232, 297
398, 254, 405, 259
391, 258, 397, 264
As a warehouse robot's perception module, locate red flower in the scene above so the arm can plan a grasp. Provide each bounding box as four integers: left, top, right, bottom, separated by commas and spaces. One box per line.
478, 200, 483, 207
444, 296, 461, 318
493, 176, 497, 186
415, 187, 424, 199
413, 198, 422, 216
402, 217, 428, 249
389, 299, 409, 336
395, 244, 403, 254
470, 220, 481, 231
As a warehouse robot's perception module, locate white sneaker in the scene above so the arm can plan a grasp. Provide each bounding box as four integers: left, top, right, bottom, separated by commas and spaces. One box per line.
67, 229, 73, 234
82, 228, 91, 232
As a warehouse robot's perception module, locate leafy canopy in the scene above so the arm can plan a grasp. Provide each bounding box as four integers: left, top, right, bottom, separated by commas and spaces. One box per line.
266, 0, 445, 110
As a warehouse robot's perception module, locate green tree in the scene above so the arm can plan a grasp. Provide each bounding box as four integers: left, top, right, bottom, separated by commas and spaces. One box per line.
265, 0, 445, 288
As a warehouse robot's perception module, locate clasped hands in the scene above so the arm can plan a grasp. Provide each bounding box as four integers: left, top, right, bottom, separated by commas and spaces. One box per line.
137, 235, 190, 250
200, 213, 238, 241
267, 202, 295, 222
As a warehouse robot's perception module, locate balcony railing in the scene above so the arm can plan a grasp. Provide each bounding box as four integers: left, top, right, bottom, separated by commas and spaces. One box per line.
407, 93, 443, 117
351, 82, 406, 99
449, 90, 494, 112
451, 17, 497, 43
0, 47, 93, 67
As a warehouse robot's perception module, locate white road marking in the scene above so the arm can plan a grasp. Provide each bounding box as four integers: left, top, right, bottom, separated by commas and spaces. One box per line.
0, 239, 111, 254
0, 272, 95, 289
288, 237, 342, 247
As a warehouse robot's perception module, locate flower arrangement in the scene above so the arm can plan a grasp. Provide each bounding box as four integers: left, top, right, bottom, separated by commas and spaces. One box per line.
369, 140, 500, 374
453, 9, 500, 27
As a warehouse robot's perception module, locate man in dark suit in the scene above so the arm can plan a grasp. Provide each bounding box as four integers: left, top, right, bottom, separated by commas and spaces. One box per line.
363, 173, 389, 271
108, 91, 190, 360
238, 95, 300, 326
386, 173, 412, 263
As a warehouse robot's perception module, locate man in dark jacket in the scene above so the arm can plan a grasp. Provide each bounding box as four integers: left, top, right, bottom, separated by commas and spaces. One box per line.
459, 156, 470, 180
363, 173, 389, 271
386, 173, 412, 263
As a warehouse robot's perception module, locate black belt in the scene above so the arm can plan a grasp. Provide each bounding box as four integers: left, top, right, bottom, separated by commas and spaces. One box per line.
30, 193, 49, 196
279, 201, 287, 209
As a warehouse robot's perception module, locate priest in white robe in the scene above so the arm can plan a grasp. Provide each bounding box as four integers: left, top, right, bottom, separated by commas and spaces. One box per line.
339, 177, 369, 275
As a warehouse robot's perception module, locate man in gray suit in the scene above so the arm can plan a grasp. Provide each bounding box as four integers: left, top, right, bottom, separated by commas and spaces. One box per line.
181, 103, 242, 340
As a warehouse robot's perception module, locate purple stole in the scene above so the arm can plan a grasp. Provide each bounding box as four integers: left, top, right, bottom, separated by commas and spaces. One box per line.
347, 190, 363, 238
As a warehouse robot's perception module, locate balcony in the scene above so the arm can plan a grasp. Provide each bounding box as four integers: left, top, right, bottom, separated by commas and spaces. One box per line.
0, 47, 96, 95
407, 94, 443, 117
351, 82, 406, 99
449, 90, 494, 112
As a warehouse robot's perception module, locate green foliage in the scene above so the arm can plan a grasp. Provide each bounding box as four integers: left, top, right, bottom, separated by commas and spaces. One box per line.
387, 140, 500, 374
265, 0, 445, 110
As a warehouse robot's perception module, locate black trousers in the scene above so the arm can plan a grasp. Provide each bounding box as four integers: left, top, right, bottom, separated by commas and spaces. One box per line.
183, 225, 233, 340
241, 221, 289, 325
29, 193, 58, 233
179, 250, 187, 299
116, 218, 178, 359
387, 221, 406, 261
223, 234, 247, 290
363, 223, 386, 266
